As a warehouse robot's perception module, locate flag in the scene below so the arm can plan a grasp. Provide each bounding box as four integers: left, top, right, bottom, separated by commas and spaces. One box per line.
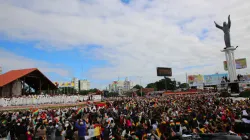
126, 104, 129, 110
170, 122, 175, 126
6, 131, 11, 140
176, 122, 180, 125
33, 109, 39, 116
96, 103, 106, 107
156, 128, 162, 137
142, 134, 148, 140
76, 108, 83, 115
94, 126, 101, 136
94, 124, 101, 136
2, 120, 7, 124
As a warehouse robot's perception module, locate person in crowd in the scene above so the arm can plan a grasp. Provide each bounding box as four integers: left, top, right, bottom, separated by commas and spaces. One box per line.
36, 124, 47, 140
75, 119, 87, 140
0, 93, 249, 139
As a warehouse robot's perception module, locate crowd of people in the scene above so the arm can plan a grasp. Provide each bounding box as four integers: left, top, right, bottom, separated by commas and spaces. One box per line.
0, 93, 250, 140
0, 95, 101, 107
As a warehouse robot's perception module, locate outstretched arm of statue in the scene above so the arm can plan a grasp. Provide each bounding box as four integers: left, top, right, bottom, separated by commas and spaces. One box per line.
228, 15, 231, 28
214, 21, 223, 30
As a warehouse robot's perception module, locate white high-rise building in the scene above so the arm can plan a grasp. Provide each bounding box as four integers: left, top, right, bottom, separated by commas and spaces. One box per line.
108, 77, 134, 94
79, 80, 90, 90
72, 78, 79, 92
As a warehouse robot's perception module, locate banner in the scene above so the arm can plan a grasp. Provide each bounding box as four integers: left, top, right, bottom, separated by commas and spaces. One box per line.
157, 67, 172, 76
86, 127, 101, 138
93, 95, 102, 101
54, 82, 75, 87
204, 73, 227, 85
243, 75, 250, 81
223, 58, 247, 70
188, 75, 203, 86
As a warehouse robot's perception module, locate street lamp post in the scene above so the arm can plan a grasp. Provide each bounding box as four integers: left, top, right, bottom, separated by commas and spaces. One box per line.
137, 76, 143, 96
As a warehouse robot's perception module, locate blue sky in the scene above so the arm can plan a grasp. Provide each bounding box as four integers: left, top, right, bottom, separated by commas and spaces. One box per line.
0, 39, 108, 81
0, 0, 250, 88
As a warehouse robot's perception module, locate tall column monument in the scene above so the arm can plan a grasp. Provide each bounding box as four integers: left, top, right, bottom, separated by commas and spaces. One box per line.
214, 15, 238, 82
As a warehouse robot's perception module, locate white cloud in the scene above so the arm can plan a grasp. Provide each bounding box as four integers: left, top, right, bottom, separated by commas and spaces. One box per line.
0, 48, 71, 78
0, 0, 250, 87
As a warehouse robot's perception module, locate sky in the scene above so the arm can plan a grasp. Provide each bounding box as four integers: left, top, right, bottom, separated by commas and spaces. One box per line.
0, 0, 250, 89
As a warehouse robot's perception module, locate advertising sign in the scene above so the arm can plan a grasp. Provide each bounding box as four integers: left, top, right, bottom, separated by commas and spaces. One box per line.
223, 58, 247, 70
188, 75, 203, 86
54, 82, 75, 87
157, 67, 172, 76
243, 75, 250, 81
204, 73, 227, 85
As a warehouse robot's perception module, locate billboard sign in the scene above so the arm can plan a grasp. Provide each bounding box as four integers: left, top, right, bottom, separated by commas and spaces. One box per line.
223, 58, 247, 70
157, 67, 172, 76
54, 82, 74, 87
204, 73, 227, 85
188, 75, 203, 86
243, 75, 250, 81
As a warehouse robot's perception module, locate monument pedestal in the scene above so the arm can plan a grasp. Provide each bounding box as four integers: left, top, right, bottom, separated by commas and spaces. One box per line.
221, 47, 237, 82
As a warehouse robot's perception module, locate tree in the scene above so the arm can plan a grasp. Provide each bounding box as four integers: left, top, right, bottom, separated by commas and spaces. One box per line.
88, 88, 98, 93
59, 87, 76, 94
136, 91, 145, 96
79, 88, 100, 95
145, 78, 176, 91
106, 92, 119, 97
133, 84, 143, 89
146, 83, 157, 90
179, 83, 189, 89
79, 90, 88, 95
177, 82, 181, 88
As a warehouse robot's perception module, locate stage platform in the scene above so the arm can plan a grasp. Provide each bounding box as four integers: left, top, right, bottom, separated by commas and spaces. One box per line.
0, 101, 104, 111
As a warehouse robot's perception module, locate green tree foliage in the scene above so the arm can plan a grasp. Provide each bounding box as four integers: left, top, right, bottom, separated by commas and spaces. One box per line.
58, 87, 77, 94
132, 85, 146, 96
106, 92, 119, 97
133, 84, 143, 89
79, 90, 89, 95
136, 91, 145, 96
79, 88, 101, 95
179, 83, 189, 89
145, 78, 177, 91
146, 83, 157, 90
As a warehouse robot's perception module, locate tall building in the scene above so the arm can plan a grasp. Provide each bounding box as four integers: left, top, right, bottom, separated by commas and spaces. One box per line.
109, 77, 134, 94
72, 77, 79, 92
79, 79, 90, 91
123, 77, 134, 91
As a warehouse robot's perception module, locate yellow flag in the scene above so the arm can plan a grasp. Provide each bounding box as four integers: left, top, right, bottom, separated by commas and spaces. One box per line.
94, 126, 101, 136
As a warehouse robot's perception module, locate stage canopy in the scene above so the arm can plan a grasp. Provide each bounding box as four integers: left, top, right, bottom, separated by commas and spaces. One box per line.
0, 68, 57, 97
